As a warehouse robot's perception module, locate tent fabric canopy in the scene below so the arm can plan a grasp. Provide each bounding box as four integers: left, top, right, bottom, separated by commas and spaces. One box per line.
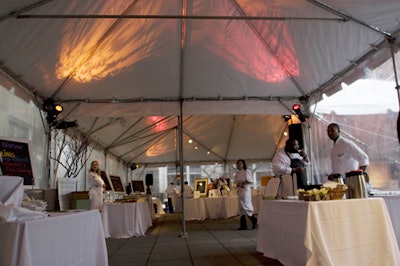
0, 0, 399, 165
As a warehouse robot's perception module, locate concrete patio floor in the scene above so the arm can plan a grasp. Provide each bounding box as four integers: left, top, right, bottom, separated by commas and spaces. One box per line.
106, 212, 283, 266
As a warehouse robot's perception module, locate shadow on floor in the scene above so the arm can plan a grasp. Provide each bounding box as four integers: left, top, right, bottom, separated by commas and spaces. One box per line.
106, 213, 283, 266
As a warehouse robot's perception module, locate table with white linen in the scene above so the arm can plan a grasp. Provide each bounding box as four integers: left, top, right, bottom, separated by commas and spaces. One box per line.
379, 196, 400, 248
0, 210, 108, 266
102, 201, 152, 238
174, 195, 260, 221
204, 196, 238, 219
174, 197, 208, 221
256, 198, 400, 266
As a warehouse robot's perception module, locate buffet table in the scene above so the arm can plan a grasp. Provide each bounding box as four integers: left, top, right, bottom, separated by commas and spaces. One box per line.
0, 210, 108, 266
102, 201, 152, 238
174, 195, 261, 221
256, 198, 400, 266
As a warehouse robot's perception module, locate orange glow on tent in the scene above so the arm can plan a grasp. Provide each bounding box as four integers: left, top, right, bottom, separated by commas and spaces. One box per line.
55, 2, 173, 83
146, 141, 170, 157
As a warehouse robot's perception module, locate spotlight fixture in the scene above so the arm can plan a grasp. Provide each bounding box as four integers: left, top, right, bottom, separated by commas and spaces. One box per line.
43, 98, 64, 124
130, 163, 139, 171
292, 104, 307, 123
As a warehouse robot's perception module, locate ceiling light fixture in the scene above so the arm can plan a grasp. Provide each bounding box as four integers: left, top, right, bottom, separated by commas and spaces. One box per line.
292, 104, 307, 122
43, 98, 64, 124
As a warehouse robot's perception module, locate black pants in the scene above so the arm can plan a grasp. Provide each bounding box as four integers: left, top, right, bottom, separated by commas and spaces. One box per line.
167, 197, 174, 213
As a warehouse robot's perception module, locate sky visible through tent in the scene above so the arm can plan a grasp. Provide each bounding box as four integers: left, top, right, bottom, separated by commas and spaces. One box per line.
313, 79, 399, 115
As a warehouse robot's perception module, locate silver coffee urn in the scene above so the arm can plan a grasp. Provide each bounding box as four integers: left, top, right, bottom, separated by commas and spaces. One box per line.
344, 170, 368, 199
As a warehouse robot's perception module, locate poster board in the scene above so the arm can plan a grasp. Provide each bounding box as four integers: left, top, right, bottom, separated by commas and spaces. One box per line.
0, 137, 35, 186
131, 180, 145, 193
100, 171, 113, 191
263, 178, 280, 200
109, 175, 125, 193
281, 174, 297, 199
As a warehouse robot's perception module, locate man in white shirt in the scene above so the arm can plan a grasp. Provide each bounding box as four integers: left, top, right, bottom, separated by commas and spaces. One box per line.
327, 123, 369, 180
272, 138, 310, 189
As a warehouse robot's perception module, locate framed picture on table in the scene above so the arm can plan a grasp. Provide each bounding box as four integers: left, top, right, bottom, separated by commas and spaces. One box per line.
194, 178, 208, 198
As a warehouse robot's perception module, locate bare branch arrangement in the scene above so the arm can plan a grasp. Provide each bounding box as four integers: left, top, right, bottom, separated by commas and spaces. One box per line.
50, 129, 93, 179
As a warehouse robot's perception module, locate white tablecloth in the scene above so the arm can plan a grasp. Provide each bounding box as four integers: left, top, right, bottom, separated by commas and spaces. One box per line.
102, 202, 153, 238
257, 198, 400, 266
174, 195, 261, 221
0, 210, 108, 266
0, 176, 24, 206
174, 197, 208, 221
380, 196, 400, 248
204, 196, 238, 219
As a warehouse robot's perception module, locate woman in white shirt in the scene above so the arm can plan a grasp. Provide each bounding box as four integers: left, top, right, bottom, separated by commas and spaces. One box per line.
88, 161, 105, 211
234, 159, 257, 230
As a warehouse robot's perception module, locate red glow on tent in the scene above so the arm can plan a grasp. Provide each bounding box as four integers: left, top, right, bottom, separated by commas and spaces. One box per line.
147, 116, 168, 132
195, 4, 300, 83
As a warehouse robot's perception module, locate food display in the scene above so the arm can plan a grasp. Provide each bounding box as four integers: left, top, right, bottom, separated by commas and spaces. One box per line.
297, 182, 347, 201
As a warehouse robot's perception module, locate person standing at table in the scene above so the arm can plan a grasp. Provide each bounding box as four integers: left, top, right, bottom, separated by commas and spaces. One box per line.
166, 182, 176, 213
272, 138, 310, 189
183, 181, 193, 198
327, 123, 369, 180
88, 160, 105, 211
234, 159, 257, 230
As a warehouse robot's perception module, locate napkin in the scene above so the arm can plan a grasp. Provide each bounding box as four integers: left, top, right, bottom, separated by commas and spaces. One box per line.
0, 203, 47, 222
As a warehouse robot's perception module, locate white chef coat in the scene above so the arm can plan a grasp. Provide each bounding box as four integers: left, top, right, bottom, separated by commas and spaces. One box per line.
234, 169, 254, 216
331, 135, 369, 177
88, 171, 105, 211
183, 184, 193, 198
272, 148, 310, 176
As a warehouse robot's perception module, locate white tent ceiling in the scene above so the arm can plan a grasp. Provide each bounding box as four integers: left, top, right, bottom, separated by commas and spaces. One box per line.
0, 0, 399, 165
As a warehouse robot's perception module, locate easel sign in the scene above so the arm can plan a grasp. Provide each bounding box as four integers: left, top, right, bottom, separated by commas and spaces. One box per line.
0, 137, 35, 186
263, 178, 280, 200
109, 175, 125, 194
100, 171, 113, 191
131, 180, 145, 193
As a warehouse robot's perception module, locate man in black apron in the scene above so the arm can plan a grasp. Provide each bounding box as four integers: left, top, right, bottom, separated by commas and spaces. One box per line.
272, 138, 310, 189
289, 150, 308, 189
